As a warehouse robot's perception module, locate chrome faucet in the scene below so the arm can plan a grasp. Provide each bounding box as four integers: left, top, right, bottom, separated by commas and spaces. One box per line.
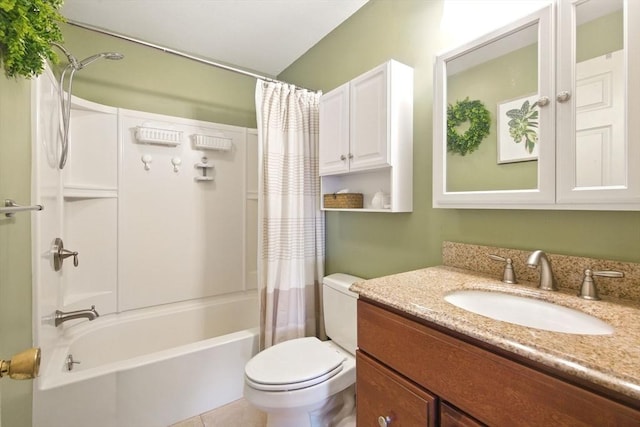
54, 305, 99, 327
526, 250, 558, 291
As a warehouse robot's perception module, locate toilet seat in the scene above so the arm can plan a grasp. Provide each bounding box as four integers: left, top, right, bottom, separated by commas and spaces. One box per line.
245, 337, 346, 391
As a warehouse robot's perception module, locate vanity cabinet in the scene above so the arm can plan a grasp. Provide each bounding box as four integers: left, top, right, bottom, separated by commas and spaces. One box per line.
356, 299, 640, 426
319, 60, 413, 212
433, 0, 640, 210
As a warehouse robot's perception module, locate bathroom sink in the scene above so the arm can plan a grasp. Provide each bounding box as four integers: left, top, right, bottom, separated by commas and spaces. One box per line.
444, 290, 614, 335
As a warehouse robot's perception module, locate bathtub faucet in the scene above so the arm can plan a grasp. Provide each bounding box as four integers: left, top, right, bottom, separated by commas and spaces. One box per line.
55, 305, 99, 327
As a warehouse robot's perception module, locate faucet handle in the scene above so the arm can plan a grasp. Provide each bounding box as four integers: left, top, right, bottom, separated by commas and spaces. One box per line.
488, 254, 517, 284
579, 269, 624, 300
592, 270, 624, 279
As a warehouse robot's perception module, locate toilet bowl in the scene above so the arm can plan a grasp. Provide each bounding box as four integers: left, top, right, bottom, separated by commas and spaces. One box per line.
243, 273, 362, 427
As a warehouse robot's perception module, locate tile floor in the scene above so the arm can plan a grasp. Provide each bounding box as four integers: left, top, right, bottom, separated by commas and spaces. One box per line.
170, 398, 267, 427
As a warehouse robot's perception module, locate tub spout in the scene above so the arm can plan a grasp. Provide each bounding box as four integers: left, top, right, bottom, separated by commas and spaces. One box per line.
55, 305, 99, 327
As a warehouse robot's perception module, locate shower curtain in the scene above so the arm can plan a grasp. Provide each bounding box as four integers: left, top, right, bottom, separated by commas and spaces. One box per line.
255, 80, 325, 349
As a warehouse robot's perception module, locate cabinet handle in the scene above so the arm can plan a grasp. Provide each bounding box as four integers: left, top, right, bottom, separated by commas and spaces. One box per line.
348, 153, 354, 159
556, 91, 571, 103
378, 415, 392, 426
340, 155, 346, 161
534, 96, 550, 107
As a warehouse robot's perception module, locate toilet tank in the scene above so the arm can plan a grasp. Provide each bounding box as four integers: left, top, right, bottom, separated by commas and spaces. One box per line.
323, 273, 362, 355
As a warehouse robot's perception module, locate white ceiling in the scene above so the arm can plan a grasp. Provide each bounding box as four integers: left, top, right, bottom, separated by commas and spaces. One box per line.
61, 0, 369, 77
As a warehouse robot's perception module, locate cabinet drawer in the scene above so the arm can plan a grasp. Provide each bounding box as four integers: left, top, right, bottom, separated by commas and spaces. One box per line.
358, 300, 640, 426
356, 351, 436, 427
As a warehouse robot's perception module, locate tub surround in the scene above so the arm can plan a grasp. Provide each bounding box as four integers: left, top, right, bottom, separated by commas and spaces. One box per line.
350, 243, 640, 405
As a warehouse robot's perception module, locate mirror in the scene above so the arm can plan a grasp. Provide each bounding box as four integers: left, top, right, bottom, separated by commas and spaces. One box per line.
446, 23, 540, 192
434, 0, 638, 210
573, 0, 624, 188
433, 5, 555, 207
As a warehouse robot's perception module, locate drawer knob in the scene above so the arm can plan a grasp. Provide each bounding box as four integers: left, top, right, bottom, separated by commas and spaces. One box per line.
378, 415, 392, 426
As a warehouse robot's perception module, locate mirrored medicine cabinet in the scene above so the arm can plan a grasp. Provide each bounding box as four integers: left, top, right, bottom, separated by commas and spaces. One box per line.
433, 0, 640, 210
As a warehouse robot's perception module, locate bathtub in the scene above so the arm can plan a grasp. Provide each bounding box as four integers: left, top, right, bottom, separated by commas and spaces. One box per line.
33, 291, 259, 427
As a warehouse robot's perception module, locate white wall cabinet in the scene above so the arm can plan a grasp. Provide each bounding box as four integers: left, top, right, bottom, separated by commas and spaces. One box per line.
433, 0, 639, 210
319, 82, 350, 175
319, 60, 413, 212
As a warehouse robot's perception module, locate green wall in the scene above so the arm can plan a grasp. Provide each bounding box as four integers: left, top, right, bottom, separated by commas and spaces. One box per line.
0, 77, 33, 426
577, 10, 623, 63
58, 23, 257, 127
279, 0, 640, 279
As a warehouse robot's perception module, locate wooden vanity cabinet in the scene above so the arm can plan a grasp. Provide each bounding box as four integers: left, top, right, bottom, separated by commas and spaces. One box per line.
356, 299, 640, 426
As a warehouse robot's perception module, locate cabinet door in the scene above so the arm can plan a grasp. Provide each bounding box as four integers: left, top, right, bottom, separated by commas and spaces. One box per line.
356, 351, 436, 427
556, 0, 640, 207
319, 82, 350, 175
432, 6, 556, 208
349, 64, 390, 172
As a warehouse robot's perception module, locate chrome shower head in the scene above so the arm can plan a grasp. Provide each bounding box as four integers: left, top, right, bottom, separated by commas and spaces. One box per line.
76, 51, 124, 69
49, 43, 125, 170
51, 43, 124, 70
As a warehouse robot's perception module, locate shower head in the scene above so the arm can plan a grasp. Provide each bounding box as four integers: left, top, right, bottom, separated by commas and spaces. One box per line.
49, 42, 125, 170
76, 52, 124, 69
51, 42, 124, 71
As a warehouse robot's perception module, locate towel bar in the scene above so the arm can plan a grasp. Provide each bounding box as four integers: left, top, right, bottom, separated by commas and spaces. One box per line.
1, 199, 44, 218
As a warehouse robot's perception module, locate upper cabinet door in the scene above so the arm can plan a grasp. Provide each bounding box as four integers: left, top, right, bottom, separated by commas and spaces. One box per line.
433, 6, 555, 208
349, 65, 390, 172
319, 82, 350, 176
556, 0, 640, 207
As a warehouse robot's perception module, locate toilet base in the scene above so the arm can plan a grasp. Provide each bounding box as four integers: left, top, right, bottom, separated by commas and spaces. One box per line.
264, 384, 355, 427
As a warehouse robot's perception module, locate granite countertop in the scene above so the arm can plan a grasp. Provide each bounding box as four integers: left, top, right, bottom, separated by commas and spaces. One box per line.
350, 265, 640, 402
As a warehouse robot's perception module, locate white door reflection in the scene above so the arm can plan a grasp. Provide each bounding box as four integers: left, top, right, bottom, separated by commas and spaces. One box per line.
575, 50, 624, 187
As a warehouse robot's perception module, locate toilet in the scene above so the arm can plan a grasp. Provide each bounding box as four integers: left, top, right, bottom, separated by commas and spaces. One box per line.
243, 273, 362, 427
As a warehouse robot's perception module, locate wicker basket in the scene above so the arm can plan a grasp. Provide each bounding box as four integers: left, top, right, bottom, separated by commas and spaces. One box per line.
323, 193, 363, 209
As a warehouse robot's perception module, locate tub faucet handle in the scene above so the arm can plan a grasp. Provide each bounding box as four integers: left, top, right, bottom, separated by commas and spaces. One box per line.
52, 237, 79, 271
488, 254, 517, 284
579, 269, 624, 301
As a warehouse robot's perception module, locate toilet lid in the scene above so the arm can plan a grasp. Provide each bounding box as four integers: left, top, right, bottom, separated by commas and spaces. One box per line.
245, 337, 345, 391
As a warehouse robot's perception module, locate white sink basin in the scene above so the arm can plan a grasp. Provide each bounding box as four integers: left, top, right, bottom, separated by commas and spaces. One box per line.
444, 290, 614, 335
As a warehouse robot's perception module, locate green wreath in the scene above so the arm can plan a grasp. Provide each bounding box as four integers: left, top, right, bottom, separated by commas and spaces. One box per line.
447, 98, 491, 156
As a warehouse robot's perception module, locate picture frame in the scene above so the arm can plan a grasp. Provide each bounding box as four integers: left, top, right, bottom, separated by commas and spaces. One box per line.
497, 94, 539, 163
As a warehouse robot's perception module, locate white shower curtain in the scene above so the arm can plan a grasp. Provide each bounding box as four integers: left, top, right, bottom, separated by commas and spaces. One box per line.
255, 80, 325, 349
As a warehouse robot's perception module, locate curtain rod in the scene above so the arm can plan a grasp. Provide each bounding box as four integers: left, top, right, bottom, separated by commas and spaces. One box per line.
65, 19, 317, 92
